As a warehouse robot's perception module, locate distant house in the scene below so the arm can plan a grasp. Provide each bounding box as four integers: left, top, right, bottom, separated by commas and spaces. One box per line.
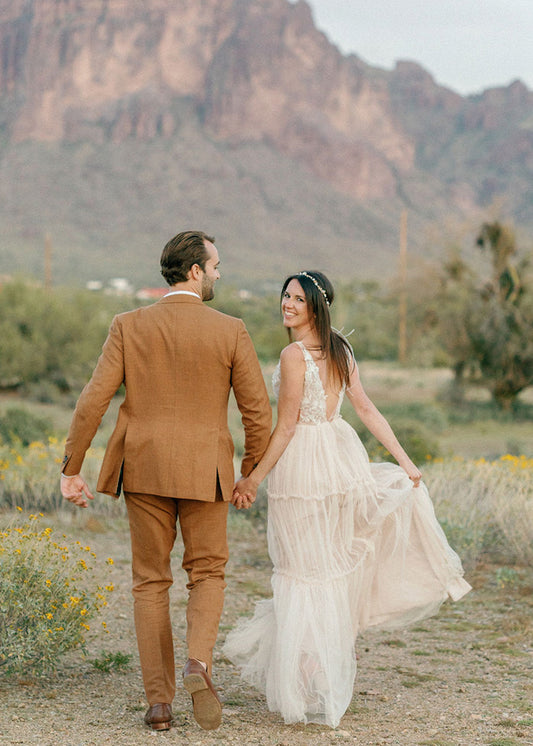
86, 278, 135, 295
136, 287, 167, 301
108, 278, 134, 295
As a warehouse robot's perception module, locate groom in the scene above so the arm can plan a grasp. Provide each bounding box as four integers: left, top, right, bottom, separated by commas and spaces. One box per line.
60, 231, 272, 731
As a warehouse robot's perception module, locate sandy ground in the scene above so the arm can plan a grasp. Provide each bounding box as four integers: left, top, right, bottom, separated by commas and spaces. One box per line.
0, 510, 532, 746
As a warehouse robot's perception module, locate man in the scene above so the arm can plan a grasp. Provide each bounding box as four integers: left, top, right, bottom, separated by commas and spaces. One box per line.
60, 231, 272, 731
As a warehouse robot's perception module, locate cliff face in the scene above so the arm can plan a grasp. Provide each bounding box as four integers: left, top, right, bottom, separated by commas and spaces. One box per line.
1, 0, 414, 200
202, 0, 414, 199
0, 0, 532, 284
388, 63, 533, 214
1, 0, 232, 141
2, 0, 532, 204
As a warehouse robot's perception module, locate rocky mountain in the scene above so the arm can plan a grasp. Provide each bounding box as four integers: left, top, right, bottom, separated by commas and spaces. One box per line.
1, 0, 532, 288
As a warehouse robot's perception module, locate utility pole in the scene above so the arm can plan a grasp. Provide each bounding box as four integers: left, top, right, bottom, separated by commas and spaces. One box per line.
398, 210, 408, 364
44, 233, 52, 289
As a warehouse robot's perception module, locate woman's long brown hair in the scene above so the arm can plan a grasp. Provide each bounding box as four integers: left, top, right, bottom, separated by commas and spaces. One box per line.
281, 271, 354, 387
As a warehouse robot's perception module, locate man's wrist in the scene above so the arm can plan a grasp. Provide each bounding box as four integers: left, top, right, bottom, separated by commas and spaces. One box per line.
60, 473, 79, 480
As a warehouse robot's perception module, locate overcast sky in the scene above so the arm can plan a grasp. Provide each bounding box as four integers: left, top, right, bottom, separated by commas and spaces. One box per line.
306, 0, 532, 95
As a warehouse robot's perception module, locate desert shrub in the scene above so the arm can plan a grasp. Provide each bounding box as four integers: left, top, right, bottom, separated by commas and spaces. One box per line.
0, 278, 135, 395
0, 407, 53, 446
0, 511, 114, 675
357, 419, 440, 463
379, 402, 449, 432
89, 651, 132, 672
438, 392, 533, 425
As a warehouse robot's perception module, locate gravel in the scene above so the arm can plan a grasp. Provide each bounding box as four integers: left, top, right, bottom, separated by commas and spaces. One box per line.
1, 512, 532, 746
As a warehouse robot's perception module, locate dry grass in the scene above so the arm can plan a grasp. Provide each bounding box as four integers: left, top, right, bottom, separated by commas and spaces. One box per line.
1, 439, 532, 572
425, 455, 533, 569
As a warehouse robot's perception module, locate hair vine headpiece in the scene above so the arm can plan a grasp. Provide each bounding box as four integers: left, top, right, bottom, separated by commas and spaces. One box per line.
298, 271, 330, 306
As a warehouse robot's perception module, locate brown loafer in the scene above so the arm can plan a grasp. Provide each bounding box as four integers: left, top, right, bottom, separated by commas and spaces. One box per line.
144, 703, 173, 731
182, 658, 222, 730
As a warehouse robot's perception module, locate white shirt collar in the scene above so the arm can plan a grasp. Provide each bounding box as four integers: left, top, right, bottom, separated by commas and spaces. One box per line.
164, 290, 201, 299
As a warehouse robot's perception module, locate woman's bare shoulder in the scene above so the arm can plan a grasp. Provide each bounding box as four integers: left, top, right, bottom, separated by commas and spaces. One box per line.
279, 342, 306, 369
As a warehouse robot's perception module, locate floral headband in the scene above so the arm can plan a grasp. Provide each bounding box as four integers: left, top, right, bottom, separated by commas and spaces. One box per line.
298, 271, 330, 306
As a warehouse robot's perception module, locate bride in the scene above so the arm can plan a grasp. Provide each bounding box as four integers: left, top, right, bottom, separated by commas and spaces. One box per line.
225, 270, 471, 729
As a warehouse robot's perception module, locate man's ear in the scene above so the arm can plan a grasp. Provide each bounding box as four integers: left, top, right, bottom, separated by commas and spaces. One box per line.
188, 263, 202, 280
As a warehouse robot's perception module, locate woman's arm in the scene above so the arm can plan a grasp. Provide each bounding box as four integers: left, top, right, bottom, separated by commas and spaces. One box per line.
232, 343, 305, 507
345, 361, 422, 484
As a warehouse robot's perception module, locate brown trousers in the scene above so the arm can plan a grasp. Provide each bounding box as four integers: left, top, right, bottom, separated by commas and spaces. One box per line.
124, 490, 229, 705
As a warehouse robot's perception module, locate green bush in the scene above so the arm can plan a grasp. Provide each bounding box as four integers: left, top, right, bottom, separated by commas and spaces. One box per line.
0, 278, 135, 396
357, 419, 440, 463
0, 511, 114, 676
379, 402, 449, 433
89, 651, 132, 672
0, 407, 53, 446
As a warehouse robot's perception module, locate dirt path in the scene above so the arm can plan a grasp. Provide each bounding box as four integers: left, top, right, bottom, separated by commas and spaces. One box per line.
1, 511, 532, 746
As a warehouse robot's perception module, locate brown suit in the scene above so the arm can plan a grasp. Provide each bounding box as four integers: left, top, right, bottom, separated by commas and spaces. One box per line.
63, 293, 271, 704
63, 293, 271, 499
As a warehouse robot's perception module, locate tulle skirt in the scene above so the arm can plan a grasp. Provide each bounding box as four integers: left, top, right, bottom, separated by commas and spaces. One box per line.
223, 417, 471, 728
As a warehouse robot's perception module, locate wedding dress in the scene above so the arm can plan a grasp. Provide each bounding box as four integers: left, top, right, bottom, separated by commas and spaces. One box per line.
223, 342, 471, 728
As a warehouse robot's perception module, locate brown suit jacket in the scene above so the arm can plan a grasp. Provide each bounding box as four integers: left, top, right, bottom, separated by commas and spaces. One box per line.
62, 294, 272, 500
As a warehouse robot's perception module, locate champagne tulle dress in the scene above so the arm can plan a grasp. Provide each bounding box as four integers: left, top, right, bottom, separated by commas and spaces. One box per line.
223, 342, 471, 728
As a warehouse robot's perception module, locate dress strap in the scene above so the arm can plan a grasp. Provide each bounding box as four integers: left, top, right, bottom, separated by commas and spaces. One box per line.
295, 341, 314, 364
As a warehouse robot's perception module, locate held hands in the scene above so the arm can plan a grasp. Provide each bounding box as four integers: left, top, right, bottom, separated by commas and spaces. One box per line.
231, 475, 259, 510
60, 474, 94, 508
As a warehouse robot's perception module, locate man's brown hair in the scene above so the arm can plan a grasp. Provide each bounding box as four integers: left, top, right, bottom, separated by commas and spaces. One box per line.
160, 231, 215, 286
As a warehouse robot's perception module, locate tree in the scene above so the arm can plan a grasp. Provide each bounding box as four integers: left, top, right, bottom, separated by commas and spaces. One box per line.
434, 221, 533, 410
468, 222, 533, 408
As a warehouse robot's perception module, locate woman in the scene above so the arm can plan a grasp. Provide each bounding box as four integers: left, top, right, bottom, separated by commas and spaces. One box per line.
224, 271, 471, 728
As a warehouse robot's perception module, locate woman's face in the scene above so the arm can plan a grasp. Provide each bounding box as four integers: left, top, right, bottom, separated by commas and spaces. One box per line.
281, 279, 313, 332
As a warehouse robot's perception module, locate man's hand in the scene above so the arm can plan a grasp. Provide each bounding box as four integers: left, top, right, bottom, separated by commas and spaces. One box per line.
60, 474, 94, 508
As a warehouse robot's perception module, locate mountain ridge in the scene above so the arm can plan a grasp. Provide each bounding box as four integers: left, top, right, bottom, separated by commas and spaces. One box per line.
0, 0, 531, 287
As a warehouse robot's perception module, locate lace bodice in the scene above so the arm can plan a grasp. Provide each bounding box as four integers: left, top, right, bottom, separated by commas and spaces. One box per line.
272, 341, 344, 424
